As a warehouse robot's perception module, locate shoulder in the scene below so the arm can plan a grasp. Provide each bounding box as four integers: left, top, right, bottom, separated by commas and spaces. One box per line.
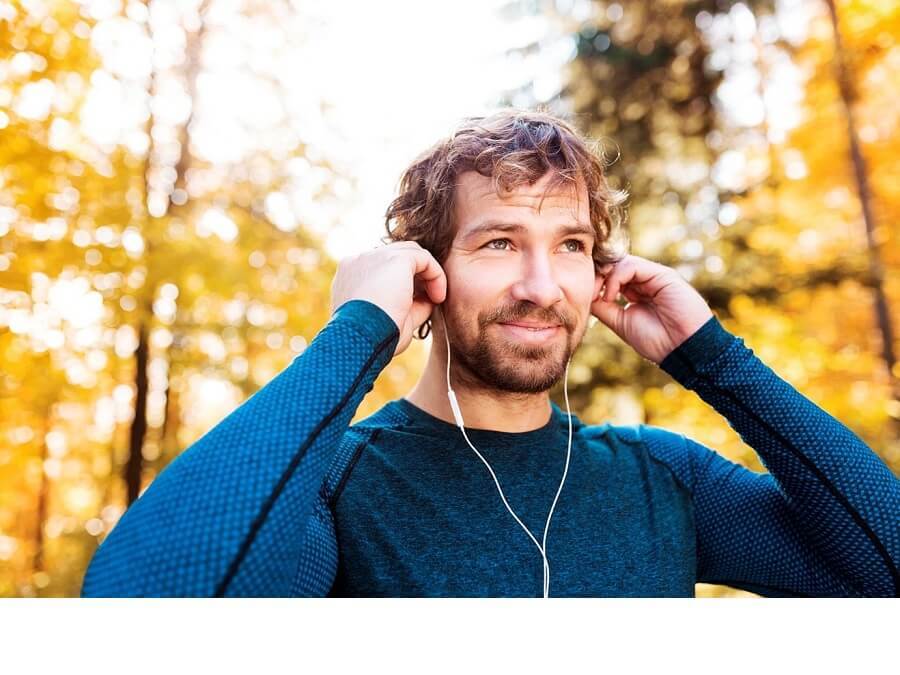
321, 406, 408, 503
578, 421, 709, 494
318, 424, 377, 504
577, 420, 680, 449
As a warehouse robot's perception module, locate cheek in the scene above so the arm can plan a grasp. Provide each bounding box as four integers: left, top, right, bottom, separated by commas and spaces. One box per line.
447, 263, 513, 307
563, 266, 598, 306
561, 269, 598, 334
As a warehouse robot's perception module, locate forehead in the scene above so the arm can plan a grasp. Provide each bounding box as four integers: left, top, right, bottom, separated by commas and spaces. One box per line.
453, 170, 589, 230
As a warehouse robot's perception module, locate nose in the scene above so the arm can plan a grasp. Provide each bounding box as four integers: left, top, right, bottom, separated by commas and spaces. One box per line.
509, 251, 564, 310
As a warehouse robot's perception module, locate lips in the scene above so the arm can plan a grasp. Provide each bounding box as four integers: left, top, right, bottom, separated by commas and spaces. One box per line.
501, 322, 561, 330
496, 322, 562, 343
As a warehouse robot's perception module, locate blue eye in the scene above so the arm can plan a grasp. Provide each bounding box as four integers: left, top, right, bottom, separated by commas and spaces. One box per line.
563, 239, 586, 253
484, 238, 511, 250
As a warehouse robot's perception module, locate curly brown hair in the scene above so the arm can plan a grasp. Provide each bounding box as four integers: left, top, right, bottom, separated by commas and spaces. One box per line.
383, 108, 630, 338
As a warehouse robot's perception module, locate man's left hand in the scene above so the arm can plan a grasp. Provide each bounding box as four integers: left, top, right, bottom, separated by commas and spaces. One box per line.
591, 254, 714, 365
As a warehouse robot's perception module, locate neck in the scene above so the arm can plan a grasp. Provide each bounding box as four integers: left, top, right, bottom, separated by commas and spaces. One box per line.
404, 340, 554, 433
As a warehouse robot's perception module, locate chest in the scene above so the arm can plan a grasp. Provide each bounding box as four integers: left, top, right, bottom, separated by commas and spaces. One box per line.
329, 443, 697, 597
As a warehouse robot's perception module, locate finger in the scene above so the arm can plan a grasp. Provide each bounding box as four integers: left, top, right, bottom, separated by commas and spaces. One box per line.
594, 262, 617, 300
620, 286, 645, 304
408, 249, 447, 304
595, 262, 616, 276
621, 255, 672, 290
604, 255, 670, 302
409, 297, 435, 331
602, 258, 635, 302
591, 295, 624, 336
388, 240, 425, 250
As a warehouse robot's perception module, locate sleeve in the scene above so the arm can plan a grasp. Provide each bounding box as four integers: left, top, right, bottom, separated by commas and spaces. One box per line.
80, 299, 400, 597
653, 315, 900, 597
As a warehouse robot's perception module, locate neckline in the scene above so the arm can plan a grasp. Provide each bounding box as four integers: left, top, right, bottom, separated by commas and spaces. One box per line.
392, 396, 572, 449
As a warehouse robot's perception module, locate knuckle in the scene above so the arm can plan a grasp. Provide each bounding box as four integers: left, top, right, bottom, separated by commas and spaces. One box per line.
391, 240, 419, 250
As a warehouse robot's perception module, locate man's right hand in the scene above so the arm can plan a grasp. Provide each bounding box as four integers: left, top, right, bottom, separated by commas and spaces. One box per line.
329, 241, 447, 356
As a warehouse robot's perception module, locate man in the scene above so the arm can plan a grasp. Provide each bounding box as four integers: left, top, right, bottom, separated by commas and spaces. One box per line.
82, 110, 900, 597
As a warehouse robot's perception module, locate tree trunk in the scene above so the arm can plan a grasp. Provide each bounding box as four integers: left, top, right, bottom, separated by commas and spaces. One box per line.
125, 317, 150, 504
32, 406, 51, 575
122, 0, 210, 501
825, 0, 898, 400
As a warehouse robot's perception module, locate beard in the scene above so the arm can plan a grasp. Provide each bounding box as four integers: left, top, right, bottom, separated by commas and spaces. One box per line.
443, 300, 580, 394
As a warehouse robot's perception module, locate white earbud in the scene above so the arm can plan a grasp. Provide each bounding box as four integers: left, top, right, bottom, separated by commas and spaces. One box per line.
439, 306, 573, 598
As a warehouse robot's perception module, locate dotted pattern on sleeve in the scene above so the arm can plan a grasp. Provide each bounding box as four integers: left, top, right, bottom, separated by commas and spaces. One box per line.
80, 300, 398, 597
81, 304, 899, 597
655, 315, 900, 597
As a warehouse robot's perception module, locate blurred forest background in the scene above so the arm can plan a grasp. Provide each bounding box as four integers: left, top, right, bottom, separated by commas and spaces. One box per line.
1, 0, 898, 598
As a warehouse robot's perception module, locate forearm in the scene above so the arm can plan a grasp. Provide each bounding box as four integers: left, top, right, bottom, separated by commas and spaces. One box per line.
659, 316, 900, 596
81, 300, 399, 597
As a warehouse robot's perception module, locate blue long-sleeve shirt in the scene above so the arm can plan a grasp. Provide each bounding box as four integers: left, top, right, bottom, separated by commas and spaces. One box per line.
80, 299, 900, 597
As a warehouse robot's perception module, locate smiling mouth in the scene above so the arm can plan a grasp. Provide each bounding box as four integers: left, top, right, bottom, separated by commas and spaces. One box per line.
500, 322, 561, 330
496, 322, 562, 343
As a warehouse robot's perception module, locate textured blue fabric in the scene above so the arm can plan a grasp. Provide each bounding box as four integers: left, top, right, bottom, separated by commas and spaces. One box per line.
80, 300, 900, 597
81, 299, 398, 597
328, 399, 697, 596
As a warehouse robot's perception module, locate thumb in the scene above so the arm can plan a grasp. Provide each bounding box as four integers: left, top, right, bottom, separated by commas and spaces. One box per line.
591, 297, 624, 337
408, 298, 436, 334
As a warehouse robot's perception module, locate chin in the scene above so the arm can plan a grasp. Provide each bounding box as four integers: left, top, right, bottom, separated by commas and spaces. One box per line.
480, 344, 570, 394
448, 319, 577, 393
488, 368, 565, 394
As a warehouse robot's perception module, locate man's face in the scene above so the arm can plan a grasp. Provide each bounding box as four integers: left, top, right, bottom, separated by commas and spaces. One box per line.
440, 170, 602, 394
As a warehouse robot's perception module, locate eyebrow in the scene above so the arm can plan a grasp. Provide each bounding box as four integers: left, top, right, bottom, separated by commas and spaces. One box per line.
460, 220, 596, 244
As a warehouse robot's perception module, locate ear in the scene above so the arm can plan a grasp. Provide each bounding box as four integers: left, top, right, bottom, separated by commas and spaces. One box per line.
593, 265, 605, 302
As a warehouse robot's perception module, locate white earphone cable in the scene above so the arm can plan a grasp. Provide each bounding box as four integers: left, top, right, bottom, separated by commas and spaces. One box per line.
440, 307, 572, 598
